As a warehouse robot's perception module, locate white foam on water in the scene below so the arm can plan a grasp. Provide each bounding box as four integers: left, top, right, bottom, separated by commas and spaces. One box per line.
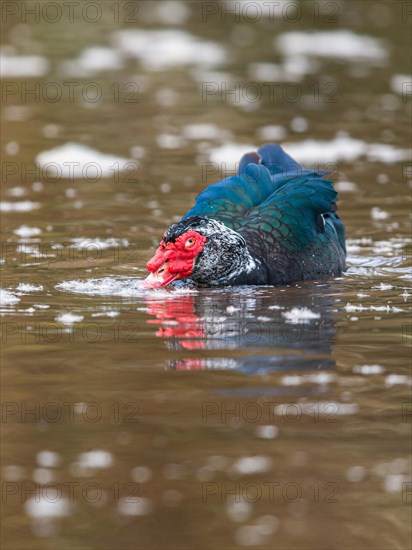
283, 135, 410, 164
61, 46, 124, 76
346, 237, 409, 257
346, 465, 366, 483
209, 135, 411, 167
226, 498, 253, 523
366, 144, 411, 163
335, 181, 358, 192
55, 313, 84, 324
248, 58, 316, 82
344, 303, 404, 313
254, 425, 279, 440
14, 226, 42, 238
131, 466, 152, 483
156, 134, 185, 149
155, 88, 177, 106
2, 465, 25, 481
291, 117, 308, 133
371, 207, 390, 220
0, 50, 50, 77
113, 29, 226, 70
383, 474, 411, 493
0, 201, 40, 212
16, 283, 44, 292
56, 277, 198, 298
256, 125, 287, 141
117, 498, 153, 516
390, 74, 412, 95
282, 54, 319, 78
36, 143, 136, 179
6, 141, 19, 155
352, 365, 385, 375
373, 458, 410, 477
373, 283, 393, 290
33, 468, 54, 484
282, 307, 320, 324
248, 62, 284, 81
71, 238, 129, 250
0, 289, 20, 305
255, 515, 279, 536
347, 238, 374, 245
7, 186, 26, 198
3, 105, 31, 122
276, 30, 388, 62
385, 375, 412, 387
347, 245, 361, 254
91, 311, 120, 318
20, 307, 36, 314
282, 372, 335, 385
209, 143, 255, 169
182, 124, 222, 140
16, 244, 48, 258
36, 451, 62, 468
25, 497, 71, 518
401, 291, 411, 301
77, 450, 113, 469
232, 455, 272, 475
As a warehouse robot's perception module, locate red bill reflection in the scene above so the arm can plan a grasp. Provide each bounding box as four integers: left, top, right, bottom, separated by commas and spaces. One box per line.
145, 295, 206, 351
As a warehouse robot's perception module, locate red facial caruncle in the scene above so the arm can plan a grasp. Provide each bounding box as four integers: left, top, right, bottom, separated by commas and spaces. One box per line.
144, 230, 206, 288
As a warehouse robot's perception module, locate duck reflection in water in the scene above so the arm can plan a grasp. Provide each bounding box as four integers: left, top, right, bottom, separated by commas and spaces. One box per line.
144, 284, 338, 373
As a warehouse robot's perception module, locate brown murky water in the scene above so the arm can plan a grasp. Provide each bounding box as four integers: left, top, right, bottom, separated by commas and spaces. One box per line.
1, 1, 411, 549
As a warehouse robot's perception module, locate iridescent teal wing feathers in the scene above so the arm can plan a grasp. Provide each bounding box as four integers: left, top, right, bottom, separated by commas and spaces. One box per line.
182, 143, 345, 256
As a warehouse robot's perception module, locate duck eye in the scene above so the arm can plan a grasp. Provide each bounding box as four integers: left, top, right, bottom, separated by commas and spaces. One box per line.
185, 237, 195, 248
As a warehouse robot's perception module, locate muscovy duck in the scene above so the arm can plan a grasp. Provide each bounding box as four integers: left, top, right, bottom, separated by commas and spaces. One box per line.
144, 143, 346, 287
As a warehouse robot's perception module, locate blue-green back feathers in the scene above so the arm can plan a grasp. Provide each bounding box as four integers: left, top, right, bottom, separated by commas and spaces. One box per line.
182, 143, 345, 254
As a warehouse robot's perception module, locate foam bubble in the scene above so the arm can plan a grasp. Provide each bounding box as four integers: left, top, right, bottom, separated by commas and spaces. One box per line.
282, 307, 320, 324
232, 455, 272, 475
0, 289, 20, 305
61, 46, 124, 76
117, 498, 153, 516
25, 497, 71, 518
36, 451, 62, 468
55, 313, 84, 324
76, 450, 113, 469
14, 226, 42, 238
113, 29, 226, 70
1, 201, 40, 212
0, 51, 49, 77
16, 283, 44, 292
390, 74, 412, 95
276, 30, 387, 62
36, 143, 136, 179
352, 365, 385, 375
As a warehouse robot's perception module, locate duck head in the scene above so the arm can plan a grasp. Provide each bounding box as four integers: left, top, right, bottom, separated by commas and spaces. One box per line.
144, 217, 256, 288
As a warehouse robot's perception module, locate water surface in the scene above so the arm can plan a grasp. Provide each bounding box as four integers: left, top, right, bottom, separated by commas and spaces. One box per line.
1, 1, 411, 549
